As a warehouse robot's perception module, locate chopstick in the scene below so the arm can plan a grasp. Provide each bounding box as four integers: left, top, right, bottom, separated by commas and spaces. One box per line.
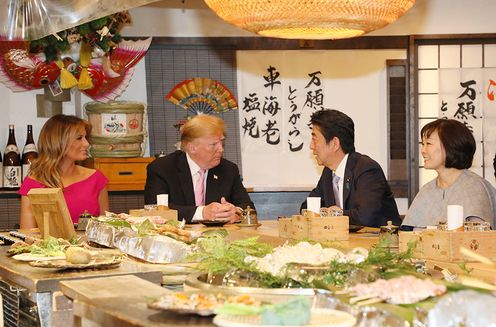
457, 275, 496, 291
460, 246, 496, 266
349, 294, 383, 306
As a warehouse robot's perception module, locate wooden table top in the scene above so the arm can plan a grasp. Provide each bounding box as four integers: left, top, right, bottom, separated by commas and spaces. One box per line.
61, 275, 215, 327
187, 220, 380, 249
0, 247, 163, 293
57, 220, 382, 326
49, 220, 496, 326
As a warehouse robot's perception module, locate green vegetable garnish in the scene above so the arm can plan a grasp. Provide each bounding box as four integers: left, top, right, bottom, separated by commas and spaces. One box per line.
137, 219, 156, 236
215, 297, 312, 326
187, 235, 272, 274
11, 237, 67, 257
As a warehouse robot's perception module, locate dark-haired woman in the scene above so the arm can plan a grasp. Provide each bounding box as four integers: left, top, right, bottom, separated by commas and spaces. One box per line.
402, 119, 496, 228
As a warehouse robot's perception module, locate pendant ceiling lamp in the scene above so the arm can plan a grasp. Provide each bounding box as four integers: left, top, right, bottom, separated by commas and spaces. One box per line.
204, 0, 416, 40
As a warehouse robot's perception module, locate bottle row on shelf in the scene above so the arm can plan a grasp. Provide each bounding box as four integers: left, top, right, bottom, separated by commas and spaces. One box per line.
1, 124, 38, 189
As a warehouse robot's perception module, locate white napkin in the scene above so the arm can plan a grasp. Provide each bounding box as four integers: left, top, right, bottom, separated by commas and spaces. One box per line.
157, 194, 169, 206
307, 197, 321, 214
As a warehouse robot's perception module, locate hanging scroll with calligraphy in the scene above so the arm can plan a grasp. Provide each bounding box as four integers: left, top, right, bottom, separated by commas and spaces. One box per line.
237, 51, 329, 189
237, 50, 406, 190
439, 68, 496, 178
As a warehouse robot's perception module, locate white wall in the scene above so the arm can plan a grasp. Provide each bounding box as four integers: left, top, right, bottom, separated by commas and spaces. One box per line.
122, 0, 496, 37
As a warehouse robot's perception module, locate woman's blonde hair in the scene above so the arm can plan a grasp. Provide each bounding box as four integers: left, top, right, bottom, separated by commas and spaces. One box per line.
180, 114, 225, 150
30, 114, 91, 188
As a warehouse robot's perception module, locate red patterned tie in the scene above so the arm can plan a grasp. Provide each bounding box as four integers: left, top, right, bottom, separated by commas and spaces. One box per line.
195, 169, 206, 206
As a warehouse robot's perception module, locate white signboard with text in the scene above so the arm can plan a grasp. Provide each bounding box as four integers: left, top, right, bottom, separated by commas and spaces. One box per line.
237, 50, 406, 190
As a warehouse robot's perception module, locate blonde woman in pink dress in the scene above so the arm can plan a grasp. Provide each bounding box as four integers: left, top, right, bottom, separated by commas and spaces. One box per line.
19, 114, 108, 228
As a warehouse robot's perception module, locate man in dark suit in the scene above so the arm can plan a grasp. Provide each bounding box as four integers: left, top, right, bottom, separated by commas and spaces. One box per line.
301, 109, 400, 227
145, 114, 254, 223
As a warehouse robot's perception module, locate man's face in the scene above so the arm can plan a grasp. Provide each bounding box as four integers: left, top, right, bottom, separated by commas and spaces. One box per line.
188, 133, 225, 169
310, 125, 334, 168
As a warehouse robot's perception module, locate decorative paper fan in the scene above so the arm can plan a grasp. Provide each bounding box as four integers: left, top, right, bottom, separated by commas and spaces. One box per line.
165, 77, 238, 115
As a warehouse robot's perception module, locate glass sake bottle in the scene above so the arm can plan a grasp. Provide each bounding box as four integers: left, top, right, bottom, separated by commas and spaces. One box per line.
22, 124, 38, 182
3, 124, 22, 189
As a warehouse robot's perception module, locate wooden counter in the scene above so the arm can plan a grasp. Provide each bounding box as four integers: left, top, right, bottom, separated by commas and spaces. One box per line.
32, 220, 496, 326
0, 247, 163, 293
56, 221, 381, 327
223, 220, 379, 249
60, 275, 214, 327
0, 245, 166, 327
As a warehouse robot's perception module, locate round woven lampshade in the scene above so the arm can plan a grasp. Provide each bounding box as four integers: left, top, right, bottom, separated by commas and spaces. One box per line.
204, 0, 416, 40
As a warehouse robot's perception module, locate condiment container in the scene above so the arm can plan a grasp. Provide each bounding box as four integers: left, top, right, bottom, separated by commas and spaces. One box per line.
379, 220, 399, 247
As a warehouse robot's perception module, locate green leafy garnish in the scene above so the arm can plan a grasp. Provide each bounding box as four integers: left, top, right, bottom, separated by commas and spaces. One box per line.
99, 218, 132, 229
215, 297, 312, 326
11, 237, 67, 257
321, 239, 418, 287
137, 219, 156, 236
167, 220, 180, 228
187, 235, 272, 274
215, 303, 262, 315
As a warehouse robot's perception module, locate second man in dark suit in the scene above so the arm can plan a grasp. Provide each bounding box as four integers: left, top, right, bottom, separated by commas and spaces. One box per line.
145, 114, 254, 223
301, 109, 400, 227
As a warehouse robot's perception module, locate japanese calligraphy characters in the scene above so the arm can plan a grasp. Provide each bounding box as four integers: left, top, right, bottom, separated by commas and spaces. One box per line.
240, 65, 327, 151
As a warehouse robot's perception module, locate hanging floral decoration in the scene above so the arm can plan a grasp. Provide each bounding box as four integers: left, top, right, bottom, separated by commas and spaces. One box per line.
29, 12, 130, 62
0, 11, 152, 103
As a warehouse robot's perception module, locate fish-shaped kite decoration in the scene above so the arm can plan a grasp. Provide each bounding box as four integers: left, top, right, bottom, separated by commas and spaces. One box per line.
0, 11, 152, 103
0, 37, 151, 103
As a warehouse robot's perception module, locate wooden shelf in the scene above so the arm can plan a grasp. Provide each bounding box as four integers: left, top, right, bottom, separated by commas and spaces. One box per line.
82, 157, 155, 191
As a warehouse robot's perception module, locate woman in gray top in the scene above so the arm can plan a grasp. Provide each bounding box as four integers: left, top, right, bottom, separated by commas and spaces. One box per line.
402, 119, 496, 229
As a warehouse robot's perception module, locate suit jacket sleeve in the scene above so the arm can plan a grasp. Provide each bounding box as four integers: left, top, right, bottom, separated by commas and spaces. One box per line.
343, 163, 400, 227
226, 164, 255, 210
144, 157, 197, 222
300, 171, 326, 211
144, 161, 168, 205
145, 154, 254, 223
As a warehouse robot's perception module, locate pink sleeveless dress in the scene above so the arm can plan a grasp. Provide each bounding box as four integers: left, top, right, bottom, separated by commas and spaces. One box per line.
19, 170, 108, 223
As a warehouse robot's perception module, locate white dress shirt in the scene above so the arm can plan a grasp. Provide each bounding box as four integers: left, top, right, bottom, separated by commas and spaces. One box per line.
333, 153, 349, 209
186, 153, 208, 221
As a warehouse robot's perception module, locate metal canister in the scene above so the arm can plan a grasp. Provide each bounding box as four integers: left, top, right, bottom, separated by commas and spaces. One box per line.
379, 220, 399, 248
76, 211, 92, 231
241, 206, 258, 225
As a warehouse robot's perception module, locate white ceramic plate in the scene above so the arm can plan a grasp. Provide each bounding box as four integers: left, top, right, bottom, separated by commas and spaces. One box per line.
29, 256, 121, 270
12, 253, 66, 262
237, 223, 262, 229
213, 308, 356, 327
148, 292, 222, 316
199, 219, 231, 227
162, 274, 188, 285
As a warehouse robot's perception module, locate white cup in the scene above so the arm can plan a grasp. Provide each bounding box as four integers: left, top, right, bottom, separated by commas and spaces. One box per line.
157, 194, 169, 206
307, 197, 321, 214
447, 205, 463, 230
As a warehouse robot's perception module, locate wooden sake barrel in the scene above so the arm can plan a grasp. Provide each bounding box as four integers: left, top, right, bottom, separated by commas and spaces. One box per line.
84, 101, 145, 157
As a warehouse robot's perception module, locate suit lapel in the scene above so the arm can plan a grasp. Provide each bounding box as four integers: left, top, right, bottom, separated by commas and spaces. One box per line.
205, 166, 221, 204
342, 153, 356, 208
177, 153, 195, 205
323, 169, 336, 205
